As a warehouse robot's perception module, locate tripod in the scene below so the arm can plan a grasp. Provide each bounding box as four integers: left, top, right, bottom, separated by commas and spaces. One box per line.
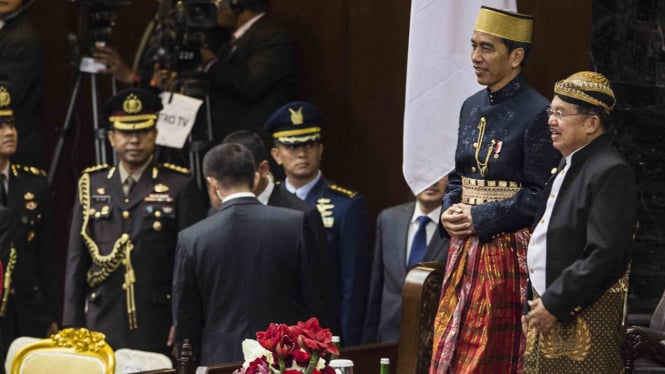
48, 34, 117, 185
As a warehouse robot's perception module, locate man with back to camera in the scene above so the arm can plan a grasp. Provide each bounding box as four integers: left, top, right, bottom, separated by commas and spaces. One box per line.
264, 101, 371, 346
362, 176, 450, 344
63, 88, 205, 355
0, 80, 59, 373
220, 130, 340, 333
172, 142, 334, 364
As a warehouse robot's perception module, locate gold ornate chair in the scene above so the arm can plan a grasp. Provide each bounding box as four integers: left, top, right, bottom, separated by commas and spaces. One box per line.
10, 328, 115, 374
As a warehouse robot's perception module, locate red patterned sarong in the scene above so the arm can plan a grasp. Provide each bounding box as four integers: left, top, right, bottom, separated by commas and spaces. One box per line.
430, 229, 529, 374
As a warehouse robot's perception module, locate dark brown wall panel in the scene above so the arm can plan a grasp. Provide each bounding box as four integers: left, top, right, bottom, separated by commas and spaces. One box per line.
518, 0, 592, 97
26, 0, 591, 287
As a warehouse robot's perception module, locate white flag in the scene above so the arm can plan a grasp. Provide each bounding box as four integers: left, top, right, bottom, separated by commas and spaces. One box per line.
402, 0, 516, 195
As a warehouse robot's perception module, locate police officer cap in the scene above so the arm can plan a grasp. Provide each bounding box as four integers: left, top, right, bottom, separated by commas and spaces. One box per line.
0, 80, 14, 124
264, 101, 323, 145
103, 88, 163, 131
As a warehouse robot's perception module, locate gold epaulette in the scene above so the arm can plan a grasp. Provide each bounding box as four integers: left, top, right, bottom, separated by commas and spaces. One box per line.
82, 164, 110, 174
161, 163, 191, 175
11, 164, 47, 177
328, 183, 358, 198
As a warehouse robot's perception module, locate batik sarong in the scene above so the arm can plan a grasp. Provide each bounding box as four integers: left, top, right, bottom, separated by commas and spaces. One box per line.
524, 273, 628, 374
430, 229, 529, 374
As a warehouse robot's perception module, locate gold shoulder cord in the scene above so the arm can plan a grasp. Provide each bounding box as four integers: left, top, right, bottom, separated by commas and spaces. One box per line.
474, 117, 496, 177
79, 173, 138, 329
0, 247, 17, 316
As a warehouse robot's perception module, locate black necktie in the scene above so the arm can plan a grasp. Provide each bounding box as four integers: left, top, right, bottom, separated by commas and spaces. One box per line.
0, 174, 7, 206
408, 216, 430, 267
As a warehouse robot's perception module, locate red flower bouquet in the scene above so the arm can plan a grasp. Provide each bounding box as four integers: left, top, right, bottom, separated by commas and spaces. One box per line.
234, 317, 339, 374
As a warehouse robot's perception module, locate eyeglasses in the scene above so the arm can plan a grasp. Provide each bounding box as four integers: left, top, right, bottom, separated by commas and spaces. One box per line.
546, 107, 590, 119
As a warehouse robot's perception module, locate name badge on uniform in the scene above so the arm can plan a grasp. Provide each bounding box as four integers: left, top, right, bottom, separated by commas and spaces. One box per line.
92, 195, 111, 204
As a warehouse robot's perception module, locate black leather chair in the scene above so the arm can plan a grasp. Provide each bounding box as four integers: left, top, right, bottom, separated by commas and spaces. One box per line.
624, 289, 665, 373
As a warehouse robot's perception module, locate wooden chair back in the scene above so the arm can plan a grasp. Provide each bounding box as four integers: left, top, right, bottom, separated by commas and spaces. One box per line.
397, 261, 445, 374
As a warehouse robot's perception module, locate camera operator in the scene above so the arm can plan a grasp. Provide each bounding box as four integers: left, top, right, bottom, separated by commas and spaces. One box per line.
92, 1, 230, 90
199, 0, 296, 146
0, 0, 43, 166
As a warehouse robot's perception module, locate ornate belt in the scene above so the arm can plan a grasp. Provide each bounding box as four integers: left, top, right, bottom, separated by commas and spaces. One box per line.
461, 176, 522, 205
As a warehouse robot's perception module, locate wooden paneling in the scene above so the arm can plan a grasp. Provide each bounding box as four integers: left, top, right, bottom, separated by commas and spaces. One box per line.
28, 0, 591, 303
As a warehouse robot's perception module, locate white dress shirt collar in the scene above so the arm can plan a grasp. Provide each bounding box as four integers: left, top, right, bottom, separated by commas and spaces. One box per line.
284, 170, 322, 200
256, 176, 275, 205
222, 191, 256, 203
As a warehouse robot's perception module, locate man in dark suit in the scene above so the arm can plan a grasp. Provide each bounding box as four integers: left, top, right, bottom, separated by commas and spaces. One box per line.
363, 176, 450, 344
199, 0, 296, 146
63, 88, 205, 354
523, 72, 637, 372
172, 143, 334, 364
264, 101, 371, 346
0, 81, 59, 371
221, 130, 341, 333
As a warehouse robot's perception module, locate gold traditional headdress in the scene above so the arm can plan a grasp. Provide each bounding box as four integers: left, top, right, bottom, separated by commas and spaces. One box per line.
475, 6, 533, 43
554, 71, 616, 113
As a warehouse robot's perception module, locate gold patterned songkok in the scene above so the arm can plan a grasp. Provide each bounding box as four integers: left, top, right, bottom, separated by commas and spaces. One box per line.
554, 71, 616, 114
474, 6, 533, 43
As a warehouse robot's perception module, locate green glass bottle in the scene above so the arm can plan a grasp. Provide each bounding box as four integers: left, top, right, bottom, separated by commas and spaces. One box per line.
330, 335, 341, 360
380, 357, 390, 374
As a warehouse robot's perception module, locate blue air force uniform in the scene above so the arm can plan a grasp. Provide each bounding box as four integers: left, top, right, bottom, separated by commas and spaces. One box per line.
266, 102, 371, 346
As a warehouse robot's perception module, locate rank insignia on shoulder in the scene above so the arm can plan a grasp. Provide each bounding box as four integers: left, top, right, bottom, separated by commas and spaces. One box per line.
154, 183, 169, 193
162, 163, 191, 174
12, 164, 47, 177
328, 184, 358, 198
24, 192, 34, 200
25, 201, 38, 210
82, 164, 110, 174
107, 167, 117, 180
